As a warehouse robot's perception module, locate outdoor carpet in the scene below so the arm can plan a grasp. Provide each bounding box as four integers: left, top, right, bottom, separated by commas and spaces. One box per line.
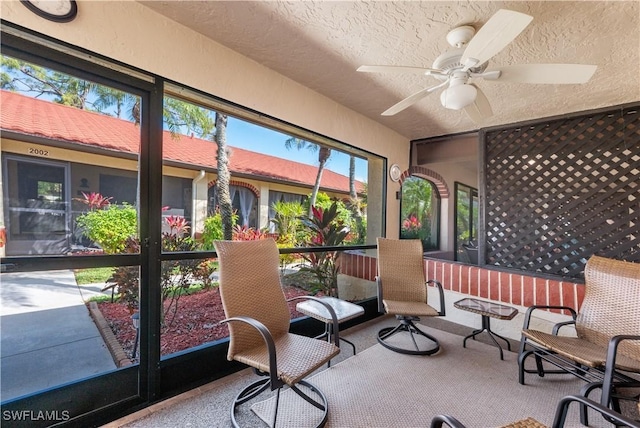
250, 328, 608, 428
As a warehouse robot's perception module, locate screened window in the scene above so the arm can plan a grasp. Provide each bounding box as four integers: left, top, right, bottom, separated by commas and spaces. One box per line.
400, 176, 440, 251
454, 182, 478, 264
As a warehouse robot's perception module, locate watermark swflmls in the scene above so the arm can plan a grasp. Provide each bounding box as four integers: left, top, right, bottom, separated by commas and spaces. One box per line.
2, 410, 70, 422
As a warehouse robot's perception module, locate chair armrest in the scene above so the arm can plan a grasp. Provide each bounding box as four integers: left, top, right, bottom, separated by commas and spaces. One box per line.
287, 296, 340, 347
552, 394, 640, 428
220, 316, 280, 388
552, 320, 577, 335
427, 279, 446, 316
430, 414, 467, 428
522, 305, 577, 330
601, 335, 640, 408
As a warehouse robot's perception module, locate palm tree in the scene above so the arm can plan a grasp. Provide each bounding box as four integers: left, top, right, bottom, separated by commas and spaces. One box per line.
214, 113, 233, 240
284, 137, 331, 217
349, 155, 364, 242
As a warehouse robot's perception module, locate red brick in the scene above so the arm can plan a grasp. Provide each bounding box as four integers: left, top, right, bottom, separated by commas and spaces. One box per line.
522, 275, 534, 307
548, 280, 562, 313
488, 270, 499, 301
343, 253, 353, 276
535, 278, 547, 307
500, 272, 511, 304
511, 275, 522, 306
479, 268, 490, 299
463, 266, 472, 295
562, 282, 577, 315
434, 262, 444, 289
482, 269, 502, 302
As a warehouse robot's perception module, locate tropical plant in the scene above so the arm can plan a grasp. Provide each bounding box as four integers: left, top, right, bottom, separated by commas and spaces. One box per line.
74, 191, 112, 210
400, 176, 438, 249
231, 225, 269, 241
306, 193, 358, 242
284, 137, 331, 217
192, 259, 217, 290
104, 215, 204, 324
270, 200, 305, 239
201, 209, 238, 250
102, 236, 140, 312
401, 176, 434, 223
76, 203, 137, 254
401, 215, 422, 239
297, 202, 350, 297
160, 218, 201, 326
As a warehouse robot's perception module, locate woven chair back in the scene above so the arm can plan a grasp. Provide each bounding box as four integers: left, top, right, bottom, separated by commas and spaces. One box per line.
577, 255, 640, 360
214, 238, 291, 359
376, 238, 427, 303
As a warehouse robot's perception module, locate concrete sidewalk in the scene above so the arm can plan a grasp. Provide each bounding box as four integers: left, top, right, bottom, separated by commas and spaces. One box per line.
1, 270, 116, 401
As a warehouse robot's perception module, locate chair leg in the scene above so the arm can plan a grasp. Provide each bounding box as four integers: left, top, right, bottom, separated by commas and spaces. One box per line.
518, 348, 534, 385
377, 317, 440, 356
230, 377, 271, 427
230, 377, 330, 428
579, 381, 602, 426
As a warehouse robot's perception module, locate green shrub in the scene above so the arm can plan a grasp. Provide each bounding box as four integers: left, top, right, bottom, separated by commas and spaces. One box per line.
201, 210, 237, 250
76, 204, 137, 254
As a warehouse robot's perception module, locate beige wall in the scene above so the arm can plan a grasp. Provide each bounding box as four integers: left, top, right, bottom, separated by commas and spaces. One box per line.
1, 0, 409, 238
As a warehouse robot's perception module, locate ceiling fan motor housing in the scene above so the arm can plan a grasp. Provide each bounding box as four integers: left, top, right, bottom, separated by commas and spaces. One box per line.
432, 47, 488, 81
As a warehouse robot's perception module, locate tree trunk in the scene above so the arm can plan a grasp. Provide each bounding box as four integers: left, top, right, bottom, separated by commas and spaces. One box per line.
308, 146, 331, 217
349, 155, 364, 241
215, 113, 233, 240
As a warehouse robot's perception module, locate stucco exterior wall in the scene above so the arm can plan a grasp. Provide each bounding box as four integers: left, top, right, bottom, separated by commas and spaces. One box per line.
1, 0, 409, 238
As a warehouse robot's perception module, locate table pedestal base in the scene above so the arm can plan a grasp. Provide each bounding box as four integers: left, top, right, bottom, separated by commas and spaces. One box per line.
462, 315, 512, 360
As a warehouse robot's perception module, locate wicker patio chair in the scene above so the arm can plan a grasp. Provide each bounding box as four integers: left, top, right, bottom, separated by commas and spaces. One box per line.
375, 237, 446, 355
517, 255, 640, 425
430, 394, 640, 428
214, 238, 341, 428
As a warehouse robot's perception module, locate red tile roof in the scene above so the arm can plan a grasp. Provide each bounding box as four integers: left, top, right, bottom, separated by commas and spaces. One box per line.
1, 90, 362, 194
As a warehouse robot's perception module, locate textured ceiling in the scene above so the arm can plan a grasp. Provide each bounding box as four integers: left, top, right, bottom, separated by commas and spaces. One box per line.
140, 1, 640, 141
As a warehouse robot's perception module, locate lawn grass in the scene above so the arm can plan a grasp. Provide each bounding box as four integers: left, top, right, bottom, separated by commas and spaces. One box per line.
86, 282, 214, 303
74, 266, 113, 285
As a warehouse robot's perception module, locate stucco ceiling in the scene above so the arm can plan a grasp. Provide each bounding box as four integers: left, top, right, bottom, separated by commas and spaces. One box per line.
140, 1, 640, 141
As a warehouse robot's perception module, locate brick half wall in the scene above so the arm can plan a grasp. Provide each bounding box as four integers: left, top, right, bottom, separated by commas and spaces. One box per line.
341, 251, 584, 315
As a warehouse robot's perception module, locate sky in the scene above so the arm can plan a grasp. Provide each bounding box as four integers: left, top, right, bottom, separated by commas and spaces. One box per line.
226, 117, 368, 182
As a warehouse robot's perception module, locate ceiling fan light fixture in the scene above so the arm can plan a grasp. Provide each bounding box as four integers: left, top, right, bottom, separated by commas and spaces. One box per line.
440, 83, 477, 110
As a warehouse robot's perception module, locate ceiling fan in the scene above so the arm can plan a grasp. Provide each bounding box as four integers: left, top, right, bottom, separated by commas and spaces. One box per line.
357, 9, 597, 122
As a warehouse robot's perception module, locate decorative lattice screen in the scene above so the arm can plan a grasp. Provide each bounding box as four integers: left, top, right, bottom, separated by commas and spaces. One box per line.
482, 105, 640, 280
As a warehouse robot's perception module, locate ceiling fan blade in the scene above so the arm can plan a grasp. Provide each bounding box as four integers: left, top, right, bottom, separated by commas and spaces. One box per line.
487, 64, 598, 84
463, 84, 493, 123
461, 9, 533, 68
381, 81, 448, 116
357, 65, 441, 75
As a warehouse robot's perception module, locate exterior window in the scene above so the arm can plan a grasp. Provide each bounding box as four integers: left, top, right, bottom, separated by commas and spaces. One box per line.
400, 176, 440, 251
100, 173, 137, 205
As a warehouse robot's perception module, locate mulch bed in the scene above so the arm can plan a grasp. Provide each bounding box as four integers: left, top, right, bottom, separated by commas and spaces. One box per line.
95, 285, 312, 361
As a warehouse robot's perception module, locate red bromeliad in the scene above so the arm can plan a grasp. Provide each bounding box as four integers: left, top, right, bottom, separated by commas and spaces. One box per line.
75, 191, 112, 210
